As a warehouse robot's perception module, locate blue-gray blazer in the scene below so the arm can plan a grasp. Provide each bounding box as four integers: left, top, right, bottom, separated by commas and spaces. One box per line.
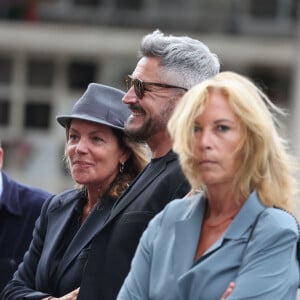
118, 192, 300, 300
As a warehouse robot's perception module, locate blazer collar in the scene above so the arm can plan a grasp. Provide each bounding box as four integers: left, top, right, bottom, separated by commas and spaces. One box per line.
106, 150, 177, 222
225, 191, 265, 239
172, 191, 265, 273
201, 191, 265, 257
40, 190, 79, 283
56, 195, 115, 281
173, 195, 205, 274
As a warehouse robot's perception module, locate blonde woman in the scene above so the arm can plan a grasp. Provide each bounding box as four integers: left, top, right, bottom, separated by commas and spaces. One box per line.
117, 71, 299, 300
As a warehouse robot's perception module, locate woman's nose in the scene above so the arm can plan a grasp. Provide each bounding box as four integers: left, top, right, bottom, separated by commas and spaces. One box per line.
198, 129, 212, 150
75, 138, 88, 153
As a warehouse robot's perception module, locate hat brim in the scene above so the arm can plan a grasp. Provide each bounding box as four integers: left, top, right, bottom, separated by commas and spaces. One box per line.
56, 114, 125, 131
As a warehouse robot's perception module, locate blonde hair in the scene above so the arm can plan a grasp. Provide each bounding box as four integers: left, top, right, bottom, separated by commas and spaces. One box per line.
168, 71, 297, 211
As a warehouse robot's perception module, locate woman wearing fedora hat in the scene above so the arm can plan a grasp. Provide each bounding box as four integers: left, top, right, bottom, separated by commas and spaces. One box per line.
1, 83, 149, 300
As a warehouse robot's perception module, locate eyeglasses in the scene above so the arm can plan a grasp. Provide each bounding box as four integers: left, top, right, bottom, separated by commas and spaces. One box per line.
124, 75, 188, 99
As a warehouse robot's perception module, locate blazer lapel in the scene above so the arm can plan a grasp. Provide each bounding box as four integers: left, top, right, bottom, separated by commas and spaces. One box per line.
56, 199, 114, 281
224, 191, 265, 239
198, 191, 266, 259
173, 195, 205, 275
106, 152, 175, 222
43, 193, 78, 279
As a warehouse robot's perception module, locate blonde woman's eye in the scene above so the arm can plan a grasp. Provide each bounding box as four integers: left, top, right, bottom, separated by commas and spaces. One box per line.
193, 125, 201, 133
217, 125, 230, 132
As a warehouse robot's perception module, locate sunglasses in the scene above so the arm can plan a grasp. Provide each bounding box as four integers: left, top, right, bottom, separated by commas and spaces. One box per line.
124, 75, 188, 99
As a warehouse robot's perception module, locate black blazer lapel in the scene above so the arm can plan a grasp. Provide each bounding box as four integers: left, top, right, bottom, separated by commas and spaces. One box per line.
106, 151, 176, 223
42, 192, 79, 281
56, 199, 114, 281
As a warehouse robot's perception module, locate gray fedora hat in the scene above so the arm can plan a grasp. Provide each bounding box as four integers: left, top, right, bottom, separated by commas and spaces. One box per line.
56, 83, 130, 131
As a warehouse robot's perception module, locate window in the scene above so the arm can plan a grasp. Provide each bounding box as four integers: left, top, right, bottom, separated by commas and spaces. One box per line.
115, 0, 143, 10
67, 60, 97, 90
249, 0, 277, 18
291, 0, 298, 20
0, 99, 10, 125
24, 102, 51, 129
248, 65, 291, 106
249, 0, 297, 20
0, 56, 13, 84
27, 58, 54, 87
73, 0, 101, 7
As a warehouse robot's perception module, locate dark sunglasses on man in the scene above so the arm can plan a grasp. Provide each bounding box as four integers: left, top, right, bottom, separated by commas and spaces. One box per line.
124, 75, 188, 99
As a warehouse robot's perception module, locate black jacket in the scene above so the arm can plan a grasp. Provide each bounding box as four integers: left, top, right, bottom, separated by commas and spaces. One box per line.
1, 189, 115, 299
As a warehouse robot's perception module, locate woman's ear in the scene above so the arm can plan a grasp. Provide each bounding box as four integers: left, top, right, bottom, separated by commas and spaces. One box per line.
120, 147, 131, 165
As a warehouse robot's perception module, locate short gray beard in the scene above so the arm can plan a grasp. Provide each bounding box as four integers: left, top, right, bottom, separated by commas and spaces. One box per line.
125, 96, 177, 143
125, 117, 163, 142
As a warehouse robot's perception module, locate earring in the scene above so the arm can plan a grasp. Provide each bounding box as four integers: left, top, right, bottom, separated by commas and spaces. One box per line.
119, 162, 125, 173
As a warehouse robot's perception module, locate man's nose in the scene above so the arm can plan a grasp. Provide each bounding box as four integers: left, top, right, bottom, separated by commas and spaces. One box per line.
122, 87, 138, 104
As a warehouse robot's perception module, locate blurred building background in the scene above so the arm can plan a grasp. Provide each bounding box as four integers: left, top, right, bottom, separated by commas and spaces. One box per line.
0, 0, 299, 201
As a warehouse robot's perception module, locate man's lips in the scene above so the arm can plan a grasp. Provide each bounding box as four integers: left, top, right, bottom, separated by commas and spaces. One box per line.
131, 110, 145, 117
129, 105, 145, 117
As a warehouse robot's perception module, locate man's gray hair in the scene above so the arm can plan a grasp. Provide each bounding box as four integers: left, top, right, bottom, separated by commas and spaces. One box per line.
139, 29, 220, 89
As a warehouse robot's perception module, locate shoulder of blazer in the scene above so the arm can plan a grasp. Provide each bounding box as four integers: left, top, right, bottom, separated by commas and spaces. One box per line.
145, 151, 179, 176
163, 194, 201, 219
47, 188, 81, 212
161, 150, 178, 164
0, 171, 51, 216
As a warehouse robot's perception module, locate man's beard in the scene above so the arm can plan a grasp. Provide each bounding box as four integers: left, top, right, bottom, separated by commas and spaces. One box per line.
125, 97, 177, 143
125, 117, 164, 143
